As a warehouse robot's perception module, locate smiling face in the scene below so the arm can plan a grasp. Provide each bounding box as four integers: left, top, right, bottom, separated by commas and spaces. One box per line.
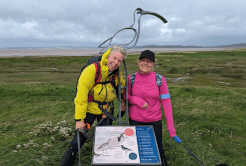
107, 50, 124, 71
138, 57, 155, 74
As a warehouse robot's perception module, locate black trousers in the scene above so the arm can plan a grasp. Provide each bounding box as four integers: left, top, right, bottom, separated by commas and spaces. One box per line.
61, 112, 111, 166
129, 118, 168, 166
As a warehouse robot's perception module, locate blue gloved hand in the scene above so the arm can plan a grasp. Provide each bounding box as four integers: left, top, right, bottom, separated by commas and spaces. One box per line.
173, 136, 182, 144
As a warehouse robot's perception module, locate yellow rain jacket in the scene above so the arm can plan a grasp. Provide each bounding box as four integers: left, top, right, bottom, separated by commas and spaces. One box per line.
74, 48, 125, 121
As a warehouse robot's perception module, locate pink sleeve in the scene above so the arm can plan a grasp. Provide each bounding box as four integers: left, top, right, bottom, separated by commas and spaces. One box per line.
160, 77, 176, 137
123, 75, 146, 108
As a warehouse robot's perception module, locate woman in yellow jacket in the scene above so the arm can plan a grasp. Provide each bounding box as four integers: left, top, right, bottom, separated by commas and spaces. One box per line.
61, 46, 126, 166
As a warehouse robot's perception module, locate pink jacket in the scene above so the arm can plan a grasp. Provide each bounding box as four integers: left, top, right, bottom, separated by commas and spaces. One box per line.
126, 71, 176, 137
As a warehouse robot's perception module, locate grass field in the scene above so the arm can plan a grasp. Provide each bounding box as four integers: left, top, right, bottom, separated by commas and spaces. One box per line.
0, 49, 246, 166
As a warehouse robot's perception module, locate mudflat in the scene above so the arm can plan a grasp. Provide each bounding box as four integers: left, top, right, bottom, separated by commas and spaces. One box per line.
0, 47, 236, 58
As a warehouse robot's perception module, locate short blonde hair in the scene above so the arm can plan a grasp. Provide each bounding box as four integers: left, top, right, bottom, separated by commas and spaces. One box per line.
109, 45, 127, 59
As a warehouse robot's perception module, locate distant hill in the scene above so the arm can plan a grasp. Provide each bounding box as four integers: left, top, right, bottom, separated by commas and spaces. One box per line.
134, 43, 246, 48
134, 45, 204, 48
216, 43, 246, 48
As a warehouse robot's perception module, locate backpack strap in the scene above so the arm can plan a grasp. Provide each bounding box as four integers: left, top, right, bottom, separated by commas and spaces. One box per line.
88, 61, 101, 102
93, 61, 102, 85
156, 73, 162, 89
110, 72, 117, 86
130, 72, 137, 88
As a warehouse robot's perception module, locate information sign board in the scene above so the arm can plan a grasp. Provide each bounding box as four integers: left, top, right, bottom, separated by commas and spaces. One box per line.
91, 126, 161, 166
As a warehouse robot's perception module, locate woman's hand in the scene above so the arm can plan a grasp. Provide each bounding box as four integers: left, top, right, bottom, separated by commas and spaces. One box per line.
76, 121, 85, 130
121, 101, 126, 111
142, 102, 148, 109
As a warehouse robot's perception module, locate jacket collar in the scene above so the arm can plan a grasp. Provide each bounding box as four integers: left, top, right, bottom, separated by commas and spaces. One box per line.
137, 70, 153, 76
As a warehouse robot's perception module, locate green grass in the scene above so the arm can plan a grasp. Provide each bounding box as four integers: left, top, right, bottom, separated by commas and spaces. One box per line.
0, 50, 246, 165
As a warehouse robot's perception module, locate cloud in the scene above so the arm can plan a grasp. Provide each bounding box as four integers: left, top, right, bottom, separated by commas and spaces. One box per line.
0, 0, 246, 47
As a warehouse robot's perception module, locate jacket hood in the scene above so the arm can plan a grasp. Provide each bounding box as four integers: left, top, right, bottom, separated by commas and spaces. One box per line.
100, 48, 111, 79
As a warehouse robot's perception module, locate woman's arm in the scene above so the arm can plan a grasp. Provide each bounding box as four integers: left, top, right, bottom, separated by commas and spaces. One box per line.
74, 64, 96, 121
160, 76, 176, 137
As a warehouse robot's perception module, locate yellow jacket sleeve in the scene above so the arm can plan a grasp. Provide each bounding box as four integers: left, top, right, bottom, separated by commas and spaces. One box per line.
74, 64, 96, 121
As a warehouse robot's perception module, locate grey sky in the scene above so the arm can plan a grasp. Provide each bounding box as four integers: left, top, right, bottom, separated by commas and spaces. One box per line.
1, 0, 245, 48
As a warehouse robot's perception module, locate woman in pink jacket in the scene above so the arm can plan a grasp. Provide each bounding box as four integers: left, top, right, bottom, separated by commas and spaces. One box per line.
127, 50, 181, 166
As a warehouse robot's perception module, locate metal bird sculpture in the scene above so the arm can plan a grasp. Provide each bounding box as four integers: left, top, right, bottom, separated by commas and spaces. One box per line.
98, 8, 168, 54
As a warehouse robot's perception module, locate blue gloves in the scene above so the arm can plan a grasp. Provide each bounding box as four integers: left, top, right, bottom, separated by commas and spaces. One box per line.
173, 136, 182, 144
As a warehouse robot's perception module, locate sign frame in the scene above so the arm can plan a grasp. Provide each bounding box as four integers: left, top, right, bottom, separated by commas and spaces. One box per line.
91, 125, 162, 166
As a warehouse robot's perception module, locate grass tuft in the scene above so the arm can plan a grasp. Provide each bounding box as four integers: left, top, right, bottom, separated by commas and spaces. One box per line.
1, 50, 246, 165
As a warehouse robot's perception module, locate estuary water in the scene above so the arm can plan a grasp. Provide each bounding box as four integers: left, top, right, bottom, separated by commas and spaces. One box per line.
0, 48, 236, 58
